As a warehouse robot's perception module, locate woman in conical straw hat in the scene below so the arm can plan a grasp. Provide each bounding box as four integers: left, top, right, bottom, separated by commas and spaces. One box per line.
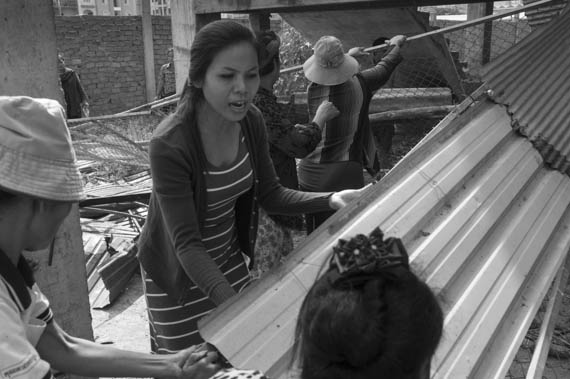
299, 34, 406, 233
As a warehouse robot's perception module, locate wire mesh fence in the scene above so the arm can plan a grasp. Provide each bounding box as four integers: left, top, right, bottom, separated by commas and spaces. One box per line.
68, 112, 161, 184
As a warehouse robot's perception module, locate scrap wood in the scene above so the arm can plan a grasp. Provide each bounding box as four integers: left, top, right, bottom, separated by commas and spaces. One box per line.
87, 234, 139, 309
80, 193, 151, 207
80, 202, 147, 218
89, 250, 139, 309
82, 206, 146, 221
81, 218, 139, 239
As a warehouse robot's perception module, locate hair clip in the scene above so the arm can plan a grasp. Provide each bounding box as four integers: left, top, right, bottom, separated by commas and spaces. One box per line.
329, 228, 409, 287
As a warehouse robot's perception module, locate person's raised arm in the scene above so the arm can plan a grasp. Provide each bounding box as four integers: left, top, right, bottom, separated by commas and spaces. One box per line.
257, 94, 337, 159
361, 35, 407, 92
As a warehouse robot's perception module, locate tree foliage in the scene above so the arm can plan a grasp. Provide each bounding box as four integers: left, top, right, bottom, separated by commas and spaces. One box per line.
274, 21, 313, 97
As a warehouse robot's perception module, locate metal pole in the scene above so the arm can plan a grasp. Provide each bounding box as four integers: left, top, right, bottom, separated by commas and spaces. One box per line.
280, 0, 561, 74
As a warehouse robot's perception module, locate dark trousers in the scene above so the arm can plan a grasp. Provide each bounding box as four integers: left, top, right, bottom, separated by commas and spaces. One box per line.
299, 160, 364, 235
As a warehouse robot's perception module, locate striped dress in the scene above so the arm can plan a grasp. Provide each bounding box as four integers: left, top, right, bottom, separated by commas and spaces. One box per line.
142, 133, 253, 353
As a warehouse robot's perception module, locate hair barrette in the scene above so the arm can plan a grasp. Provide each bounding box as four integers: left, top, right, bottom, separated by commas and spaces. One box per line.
328, 227, 409, 287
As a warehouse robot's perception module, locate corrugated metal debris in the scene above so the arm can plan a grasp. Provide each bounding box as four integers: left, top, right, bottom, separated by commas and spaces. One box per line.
483, 4, 570, 175
199, 89, 570, 377
80, 167, 151, 309
523, 0, 567, 28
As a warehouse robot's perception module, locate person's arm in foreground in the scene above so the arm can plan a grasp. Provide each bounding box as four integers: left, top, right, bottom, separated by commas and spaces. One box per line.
36, 320, 220, 379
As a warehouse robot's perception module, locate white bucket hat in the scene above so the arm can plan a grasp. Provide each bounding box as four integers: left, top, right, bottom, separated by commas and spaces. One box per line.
303, 36, 359, 86
0, 96, 84, 202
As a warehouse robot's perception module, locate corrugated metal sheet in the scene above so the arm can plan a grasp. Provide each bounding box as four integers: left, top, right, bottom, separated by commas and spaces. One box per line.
199, 93, 570, 378
523, 0, 567, 28
482, 4, 570, 175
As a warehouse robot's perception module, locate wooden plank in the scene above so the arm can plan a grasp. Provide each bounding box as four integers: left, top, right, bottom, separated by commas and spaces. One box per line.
369, 105, 456, 121
193, 0, 491, 14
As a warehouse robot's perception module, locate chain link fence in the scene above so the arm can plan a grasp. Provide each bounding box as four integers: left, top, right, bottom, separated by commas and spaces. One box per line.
67, 112, 161, 184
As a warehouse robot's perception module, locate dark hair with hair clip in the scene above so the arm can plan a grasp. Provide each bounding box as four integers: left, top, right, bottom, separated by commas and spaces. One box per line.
294, 228, 443, 379
174, 20, 260, 170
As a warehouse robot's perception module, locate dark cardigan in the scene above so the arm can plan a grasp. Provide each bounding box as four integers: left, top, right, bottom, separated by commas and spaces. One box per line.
137, 106, 333, 305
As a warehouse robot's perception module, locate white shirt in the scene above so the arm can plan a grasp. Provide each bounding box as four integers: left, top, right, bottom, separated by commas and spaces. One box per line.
0, 254, 53, 379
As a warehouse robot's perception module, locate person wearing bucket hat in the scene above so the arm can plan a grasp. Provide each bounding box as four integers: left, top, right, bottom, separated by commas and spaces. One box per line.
299, 34, 406, 233
252, 30, 340, 279
0, 96, 220, 379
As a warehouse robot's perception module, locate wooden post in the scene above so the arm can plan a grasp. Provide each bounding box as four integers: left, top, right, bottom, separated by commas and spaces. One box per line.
0, 0, 93, 356
482, 2, 494, 65
142, 0, 156, 101
467, 2, 494, 65
250, 12, 271, 32
170, 0, 220, 94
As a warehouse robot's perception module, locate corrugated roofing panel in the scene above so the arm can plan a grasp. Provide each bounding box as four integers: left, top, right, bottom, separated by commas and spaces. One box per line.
199, 95, 570, 378
523, 0, 567, 28
482, 5, 570, 175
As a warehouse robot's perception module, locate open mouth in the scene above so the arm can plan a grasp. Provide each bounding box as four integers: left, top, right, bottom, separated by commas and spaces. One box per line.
229, 101, 247, 111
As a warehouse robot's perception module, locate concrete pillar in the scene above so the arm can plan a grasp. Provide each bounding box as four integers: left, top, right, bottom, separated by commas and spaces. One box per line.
142, 0, 156, 101
0, 0, 93, 348
170, 0, 220, 94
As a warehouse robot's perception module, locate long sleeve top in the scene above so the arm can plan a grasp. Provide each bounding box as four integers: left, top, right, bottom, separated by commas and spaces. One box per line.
137, 106, 333, 305
60, 68, 88, 119
303, 46, 403, 171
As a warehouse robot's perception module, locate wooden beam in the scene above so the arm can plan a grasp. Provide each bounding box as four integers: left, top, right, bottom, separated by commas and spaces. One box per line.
369, 105, 456, 122
194, 0, 499, 14
468, 2, 494, 65
141, 0, 156, 102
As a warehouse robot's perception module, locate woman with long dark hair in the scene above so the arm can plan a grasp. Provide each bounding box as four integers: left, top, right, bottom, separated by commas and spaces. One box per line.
137, 20, 364, 353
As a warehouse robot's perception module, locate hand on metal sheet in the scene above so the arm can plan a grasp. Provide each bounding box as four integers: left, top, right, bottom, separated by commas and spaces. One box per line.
329, 187, 366, 210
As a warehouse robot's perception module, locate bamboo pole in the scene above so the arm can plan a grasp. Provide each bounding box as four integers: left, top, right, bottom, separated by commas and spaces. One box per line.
369, 105, 456, 122
281, 0, 560, 74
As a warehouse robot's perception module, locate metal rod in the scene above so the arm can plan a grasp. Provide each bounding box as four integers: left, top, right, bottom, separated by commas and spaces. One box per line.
280, 0, 561, 74
82, 206, 147, 220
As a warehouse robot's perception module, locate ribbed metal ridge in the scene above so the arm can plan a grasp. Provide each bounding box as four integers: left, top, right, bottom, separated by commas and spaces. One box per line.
523, 0, 567, 28
482, 4, 570, 175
